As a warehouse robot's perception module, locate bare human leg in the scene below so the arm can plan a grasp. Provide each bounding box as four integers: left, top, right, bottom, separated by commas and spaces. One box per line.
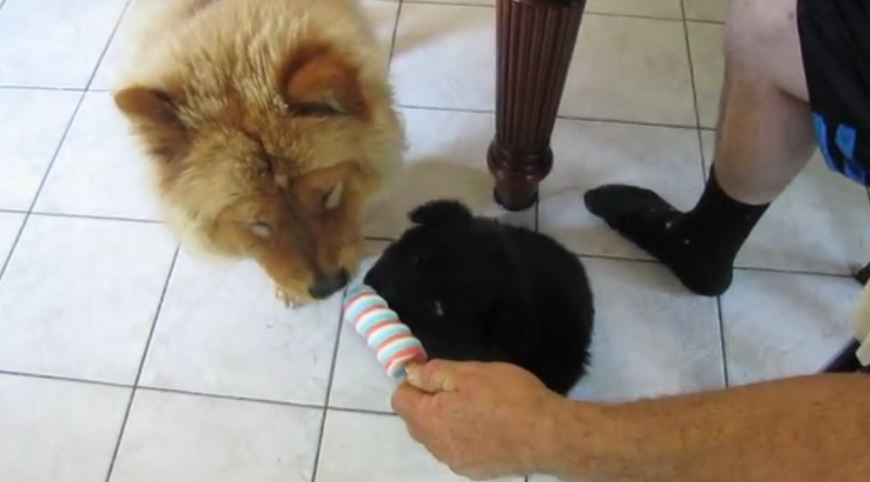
584, 0, 816, 295
714, 0, 815, 204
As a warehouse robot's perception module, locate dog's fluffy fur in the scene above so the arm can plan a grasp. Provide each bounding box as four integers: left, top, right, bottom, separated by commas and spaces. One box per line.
365, 201, 594, 394
114, 0, 404, 302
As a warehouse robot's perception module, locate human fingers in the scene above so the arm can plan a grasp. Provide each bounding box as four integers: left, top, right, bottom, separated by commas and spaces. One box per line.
405, 359, 466, 393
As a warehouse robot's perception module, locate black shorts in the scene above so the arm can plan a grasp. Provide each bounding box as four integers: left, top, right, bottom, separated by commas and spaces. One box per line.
797, 0, 870, 185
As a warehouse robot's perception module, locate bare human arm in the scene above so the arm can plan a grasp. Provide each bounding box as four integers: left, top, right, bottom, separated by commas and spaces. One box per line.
392, 360, 870, 481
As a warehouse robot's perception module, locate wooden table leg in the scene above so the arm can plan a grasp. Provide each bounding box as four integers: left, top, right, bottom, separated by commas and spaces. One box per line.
489, 0, 587, 211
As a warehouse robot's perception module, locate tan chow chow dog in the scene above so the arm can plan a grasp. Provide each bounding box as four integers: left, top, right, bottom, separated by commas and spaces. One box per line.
114, 0, 404, 305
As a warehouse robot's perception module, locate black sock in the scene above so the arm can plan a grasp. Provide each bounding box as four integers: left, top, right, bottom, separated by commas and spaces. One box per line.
584, 169, 769, 296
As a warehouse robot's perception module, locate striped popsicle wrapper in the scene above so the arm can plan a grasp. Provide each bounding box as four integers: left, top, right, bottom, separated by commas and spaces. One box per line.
343, 285, 427, 379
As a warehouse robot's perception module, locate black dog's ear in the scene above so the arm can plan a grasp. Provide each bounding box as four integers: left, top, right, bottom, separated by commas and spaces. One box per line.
409, 200, 473, 227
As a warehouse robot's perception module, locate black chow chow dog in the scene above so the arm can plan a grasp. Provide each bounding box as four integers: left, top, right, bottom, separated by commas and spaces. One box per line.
364, 200, 594, 394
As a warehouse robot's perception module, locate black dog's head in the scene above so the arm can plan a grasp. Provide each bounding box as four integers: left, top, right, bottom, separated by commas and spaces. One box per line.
364, 201, 515, 352
364, 200, 594, 394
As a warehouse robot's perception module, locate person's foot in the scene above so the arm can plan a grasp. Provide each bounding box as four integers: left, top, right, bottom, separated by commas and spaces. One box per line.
584, 185, 733, 296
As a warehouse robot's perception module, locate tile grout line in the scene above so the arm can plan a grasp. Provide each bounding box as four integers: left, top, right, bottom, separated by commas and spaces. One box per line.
138, 385, 399, 418
309, 293, 348, 482
135, 385, 324, 411
583, 10, 722, 24
574, 250, 856, 279
397, 103, 704, 130
0, 90, 705, 132
0, 85, 86, 92
0, 0, 134, 286
104, 245, 180, 482
132, 247, 181, 389
678, 0, 710, 184
29, 211, 163, 225
0, 85, 714, 131
401, 0, 725, 24
325, 404, 397, 418
715, 296, 731, 387
0, 366, 399, 417
0, 213, 830, 279
398, 103, 496, 115
732, 265, 856, 279
4, 209, 177, 226
387, 0, 403, 64
401, 0, 495, 10
0, 217, 821, 277
0, 95, 86, 284
0, 369, 131, 390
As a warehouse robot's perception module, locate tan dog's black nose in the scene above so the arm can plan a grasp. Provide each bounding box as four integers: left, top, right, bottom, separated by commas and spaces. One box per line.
309, 269, 349, 299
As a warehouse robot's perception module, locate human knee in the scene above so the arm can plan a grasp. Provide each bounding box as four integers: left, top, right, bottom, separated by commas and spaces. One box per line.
724, 0, 798, 74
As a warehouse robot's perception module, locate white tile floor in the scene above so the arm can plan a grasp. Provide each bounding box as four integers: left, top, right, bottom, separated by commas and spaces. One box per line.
0, 0, 866, 481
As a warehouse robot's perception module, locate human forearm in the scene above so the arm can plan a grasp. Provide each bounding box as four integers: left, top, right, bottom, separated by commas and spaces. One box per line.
539, 374, 870, 482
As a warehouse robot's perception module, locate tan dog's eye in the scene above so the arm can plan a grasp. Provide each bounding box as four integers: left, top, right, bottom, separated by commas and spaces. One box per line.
248, 221, 273, 238
322, 182, 344, 210
289, 102, 345, 117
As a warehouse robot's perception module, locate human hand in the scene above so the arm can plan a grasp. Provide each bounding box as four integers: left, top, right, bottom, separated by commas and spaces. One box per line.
391, 360, 565, 480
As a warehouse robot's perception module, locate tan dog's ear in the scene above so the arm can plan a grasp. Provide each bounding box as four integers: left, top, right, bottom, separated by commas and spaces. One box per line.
115, 87, 188, 162
283, 46, 367, 118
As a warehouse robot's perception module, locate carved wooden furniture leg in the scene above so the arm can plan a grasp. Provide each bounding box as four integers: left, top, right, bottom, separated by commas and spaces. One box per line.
489, 0, 587, 211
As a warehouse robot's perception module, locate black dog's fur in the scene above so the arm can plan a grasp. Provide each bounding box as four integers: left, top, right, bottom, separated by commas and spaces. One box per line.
364, 200, 594, 394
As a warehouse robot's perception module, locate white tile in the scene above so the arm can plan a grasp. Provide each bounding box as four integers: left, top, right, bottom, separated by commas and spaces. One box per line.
0, 216, 176, 383
568, 258, 724, 401
0, 212, 24, 261
35, 92, 162, 220
0, 0, 128, 87
688, 21, 724, 129
317, 410, 523, 482
685, 0, 730, 22
111, 389, 321, 482
0, 89, 80, 210
90, 1, 137, 92
0, 374, 130, 482
391, 3, 495, 110
364, 108, 533, 239
140, 250, 340, 405
742, 160, 870, 274
363, 0, 401, 55
721, 270, 859, 385
696, 131, 870, 275
561, 15, 696, 125
586, 0, 682, 18
93, 0, 189, 91
538, 118, 704, 258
